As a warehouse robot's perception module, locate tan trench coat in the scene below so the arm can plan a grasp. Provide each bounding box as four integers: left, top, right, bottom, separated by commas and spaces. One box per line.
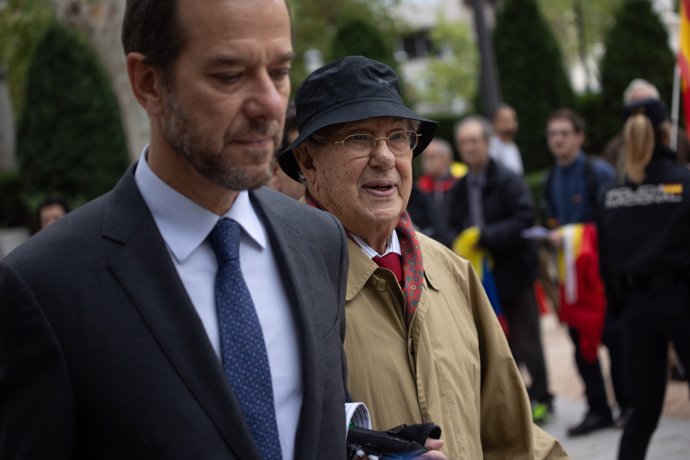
344, 232, 568, 459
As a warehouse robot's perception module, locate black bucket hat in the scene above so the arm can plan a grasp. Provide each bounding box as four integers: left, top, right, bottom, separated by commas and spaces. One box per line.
623, 98, 669, 128
278, 55, 438, 181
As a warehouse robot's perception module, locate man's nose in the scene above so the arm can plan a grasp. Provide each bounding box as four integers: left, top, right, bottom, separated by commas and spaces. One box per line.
243, 71, 287, 120
369, 138, 396, 168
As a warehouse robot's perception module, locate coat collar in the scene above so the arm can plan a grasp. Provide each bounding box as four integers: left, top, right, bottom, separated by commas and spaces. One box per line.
102, 165, 261, 459
346, 235, 441, 303
248, 188, 328, 456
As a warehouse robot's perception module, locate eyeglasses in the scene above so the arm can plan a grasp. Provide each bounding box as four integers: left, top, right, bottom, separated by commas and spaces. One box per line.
546, 129, 574, 139
328, 130, 420, 156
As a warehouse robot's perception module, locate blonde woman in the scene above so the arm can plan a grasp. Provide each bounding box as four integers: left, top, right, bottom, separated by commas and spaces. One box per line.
596, 98, 690, 460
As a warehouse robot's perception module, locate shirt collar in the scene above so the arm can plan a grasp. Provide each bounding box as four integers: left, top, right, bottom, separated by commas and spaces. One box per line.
562, 151, 586, 172
350, 231, 401, 259
134, 146, 266, 263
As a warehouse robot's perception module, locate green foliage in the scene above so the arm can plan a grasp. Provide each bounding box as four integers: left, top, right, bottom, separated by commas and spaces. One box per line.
524, 168, 549, 225
493, 0, 575, 173
288, 0, 401, 86
574, 90, 604, 153
409, 17, 477, 110
16, 23, 128, 203
591, 0, 676, 152
328, 12, 397, 69
0, 171, 30, 227
537, 0, 623, 73
0, 0, 52, 115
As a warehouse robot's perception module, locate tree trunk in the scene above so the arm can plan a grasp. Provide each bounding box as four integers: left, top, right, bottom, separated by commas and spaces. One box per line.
468, 0, 501, 116
49, 0, 148, 163
0, 63, 17, 173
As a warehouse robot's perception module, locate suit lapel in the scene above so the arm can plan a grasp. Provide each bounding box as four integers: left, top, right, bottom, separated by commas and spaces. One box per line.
103, 167, 261, 460
250, 189, 324, 456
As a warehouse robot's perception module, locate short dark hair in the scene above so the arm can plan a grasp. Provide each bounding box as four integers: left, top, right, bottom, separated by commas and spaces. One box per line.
121, 0, 187, 70
37, 194, 70, 214
546, 108, 585, 133
491, 103, 515, 121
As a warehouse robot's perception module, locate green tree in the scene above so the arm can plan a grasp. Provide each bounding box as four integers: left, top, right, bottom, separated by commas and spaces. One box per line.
592, 0, 676, 152
287, 0, 401, 85
0, 0, 52, 114
537, 0, 623, 87
410, 17, 477, 112
493, 0, 575, 172
328, 12, 397, 68
16, 23, 128, 203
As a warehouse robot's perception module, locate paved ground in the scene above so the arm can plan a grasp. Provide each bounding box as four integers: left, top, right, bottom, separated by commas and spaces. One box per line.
537, 314, 690, 459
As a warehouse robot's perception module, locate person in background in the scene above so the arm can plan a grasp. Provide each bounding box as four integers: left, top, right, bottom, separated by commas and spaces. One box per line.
0, 0, 351, 458
604, 80, 689, 385
604, 79, 690, 170
597, 98, 690, 460
268, 100, 305, 199
489, 103, 524, 175
280, 55, 567, 459
36, 194, 70, 230
448, 115, 554, 424
544, 108, 630, 436
414, 137, 456, 246
406, 184, 433, 234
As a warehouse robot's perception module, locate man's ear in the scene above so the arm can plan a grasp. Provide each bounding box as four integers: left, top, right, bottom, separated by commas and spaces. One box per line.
575, 130, 586, 147
293, 145, 317, 185
126, 52, 166, 116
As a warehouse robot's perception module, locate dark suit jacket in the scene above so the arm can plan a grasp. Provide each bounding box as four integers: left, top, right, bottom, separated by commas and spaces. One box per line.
447, 159, 538, 302
0, 165, 349, 459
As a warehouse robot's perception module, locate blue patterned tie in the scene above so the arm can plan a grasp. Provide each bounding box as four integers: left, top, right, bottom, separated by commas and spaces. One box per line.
208, 218, 283, 460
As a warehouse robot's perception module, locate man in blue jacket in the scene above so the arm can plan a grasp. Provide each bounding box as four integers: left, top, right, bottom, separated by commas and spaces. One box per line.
544, 108, 630, 436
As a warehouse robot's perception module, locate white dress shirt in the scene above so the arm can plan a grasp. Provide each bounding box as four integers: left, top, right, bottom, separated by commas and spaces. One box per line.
351, 231, 401, 259
489, 136, 524, 175
134, 149, 301, 459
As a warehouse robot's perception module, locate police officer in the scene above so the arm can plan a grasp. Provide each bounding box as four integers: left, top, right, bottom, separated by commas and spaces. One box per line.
597, 98, 690, 460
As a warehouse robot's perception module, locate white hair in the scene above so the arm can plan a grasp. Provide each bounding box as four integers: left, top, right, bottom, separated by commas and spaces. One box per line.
623, 78, 660, 104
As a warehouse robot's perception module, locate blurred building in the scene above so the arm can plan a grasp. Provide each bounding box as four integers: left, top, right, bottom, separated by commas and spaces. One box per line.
392, 0, 680, 103
391, 0, 485, 115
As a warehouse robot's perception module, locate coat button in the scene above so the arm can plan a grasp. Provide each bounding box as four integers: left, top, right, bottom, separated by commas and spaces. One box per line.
376, 279, 387, 291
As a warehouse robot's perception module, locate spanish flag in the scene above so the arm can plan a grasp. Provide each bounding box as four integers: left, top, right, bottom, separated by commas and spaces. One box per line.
452, 227, 509, 336
556, 223, 606, 363
680, 0, 690, 135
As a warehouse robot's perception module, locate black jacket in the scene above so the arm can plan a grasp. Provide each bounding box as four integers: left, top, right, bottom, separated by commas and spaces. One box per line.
0, 164, 349, 459
447, 159, 538, 302
597, 148, 690, 281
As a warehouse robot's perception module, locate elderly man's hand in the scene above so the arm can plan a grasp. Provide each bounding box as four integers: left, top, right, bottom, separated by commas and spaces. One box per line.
547, 229, 563, 248
416, 438, 447, 459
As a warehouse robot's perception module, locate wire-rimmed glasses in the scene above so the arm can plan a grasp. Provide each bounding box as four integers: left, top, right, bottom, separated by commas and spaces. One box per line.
328, 130, 420, 157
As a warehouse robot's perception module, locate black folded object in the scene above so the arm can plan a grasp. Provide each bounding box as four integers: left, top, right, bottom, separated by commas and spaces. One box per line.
346, 423, 442, 460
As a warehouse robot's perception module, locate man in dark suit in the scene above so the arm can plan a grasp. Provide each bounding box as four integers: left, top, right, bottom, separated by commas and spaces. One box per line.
447, 116, 554, 423
0, 0, 349, 458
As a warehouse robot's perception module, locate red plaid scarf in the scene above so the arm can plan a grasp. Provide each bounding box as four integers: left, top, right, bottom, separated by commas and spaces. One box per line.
305, 191, 425, 323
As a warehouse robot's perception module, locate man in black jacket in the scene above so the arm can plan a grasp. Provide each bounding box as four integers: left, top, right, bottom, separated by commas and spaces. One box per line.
447, 116, 553, 422
0, 1, 350, 458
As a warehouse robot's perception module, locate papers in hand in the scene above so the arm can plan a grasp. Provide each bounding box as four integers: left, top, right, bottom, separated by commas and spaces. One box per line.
346, 402, 372, 433
521, 226, 551, 241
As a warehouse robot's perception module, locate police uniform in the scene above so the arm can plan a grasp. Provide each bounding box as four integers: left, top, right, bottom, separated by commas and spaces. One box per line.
597, 143, 690, 460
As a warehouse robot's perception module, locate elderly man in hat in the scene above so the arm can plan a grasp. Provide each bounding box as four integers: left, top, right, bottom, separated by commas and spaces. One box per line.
279, 56, 567, 459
